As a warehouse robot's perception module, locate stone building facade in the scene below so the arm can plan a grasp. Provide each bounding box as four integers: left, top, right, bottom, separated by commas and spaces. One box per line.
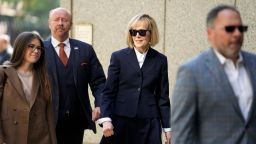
60, 0, 256, 143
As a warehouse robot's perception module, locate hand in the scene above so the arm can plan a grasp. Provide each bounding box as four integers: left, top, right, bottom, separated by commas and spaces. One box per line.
92, 107, 101, 122
164, 131, 171, 144
103, 121, 114, 137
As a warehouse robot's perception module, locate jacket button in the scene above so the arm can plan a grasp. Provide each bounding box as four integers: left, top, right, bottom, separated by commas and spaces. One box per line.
13, 121, 18, 125
245, 124, 249, 129
137, 88, 141, 91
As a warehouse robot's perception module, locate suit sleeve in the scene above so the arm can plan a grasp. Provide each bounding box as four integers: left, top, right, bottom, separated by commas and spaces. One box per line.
0, 69, 6, 143
88, 47, 106, 107
101, 52, 120, 118
157, 57, 171, 128
171, 64, 198, 144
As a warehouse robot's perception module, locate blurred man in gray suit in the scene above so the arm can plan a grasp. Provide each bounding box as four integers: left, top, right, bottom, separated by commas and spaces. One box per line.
171, 4, 256, 144
0, 34, 11, 64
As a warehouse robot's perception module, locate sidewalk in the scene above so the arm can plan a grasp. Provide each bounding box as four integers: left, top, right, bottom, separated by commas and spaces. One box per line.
82, 122, 102, 144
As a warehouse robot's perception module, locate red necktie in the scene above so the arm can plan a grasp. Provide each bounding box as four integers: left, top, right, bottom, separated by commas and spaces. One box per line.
58, 43, 68, 66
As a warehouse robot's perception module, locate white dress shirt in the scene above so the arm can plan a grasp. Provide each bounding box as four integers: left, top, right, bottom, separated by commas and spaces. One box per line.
214, 49, 253, 120
134, 47, 148, 68
51, 36, 71, 58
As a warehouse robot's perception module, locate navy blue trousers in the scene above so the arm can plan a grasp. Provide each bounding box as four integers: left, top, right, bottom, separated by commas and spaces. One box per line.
100, 115, 162, 144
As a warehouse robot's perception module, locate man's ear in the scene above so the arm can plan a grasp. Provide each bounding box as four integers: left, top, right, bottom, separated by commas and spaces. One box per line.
207, 28, 213, 42
48, 20, 51, 29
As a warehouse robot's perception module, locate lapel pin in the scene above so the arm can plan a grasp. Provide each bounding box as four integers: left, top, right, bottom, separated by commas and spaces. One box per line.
81, 62, 88, 66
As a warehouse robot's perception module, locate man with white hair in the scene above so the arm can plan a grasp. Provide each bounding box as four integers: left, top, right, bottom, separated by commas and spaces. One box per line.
0, 34, 11, 64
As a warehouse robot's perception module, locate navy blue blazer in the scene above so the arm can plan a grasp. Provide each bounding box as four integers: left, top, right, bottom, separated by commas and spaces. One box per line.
0, 50, 11, 65
101, 47, 170, 128
44, 38, 106, 132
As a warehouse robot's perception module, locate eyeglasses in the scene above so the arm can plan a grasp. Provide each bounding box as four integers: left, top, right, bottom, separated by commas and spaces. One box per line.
129, 29, 150, 37
27, 44, 43, 53
224, 25, 248, 33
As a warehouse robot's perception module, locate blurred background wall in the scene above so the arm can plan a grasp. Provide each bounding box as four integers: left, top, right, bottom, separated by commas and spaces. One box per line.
0, 0, 59, 43
60, 0, 256, 92
60, 1, 256, 143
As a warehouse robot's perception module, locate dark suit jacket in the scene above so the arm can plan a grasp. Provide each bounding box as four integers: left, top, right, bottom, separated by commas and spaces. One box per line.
0, 50, 11, 65
101, 47, 170, 128
44, 38, 106, 133
171, 48, 256, 144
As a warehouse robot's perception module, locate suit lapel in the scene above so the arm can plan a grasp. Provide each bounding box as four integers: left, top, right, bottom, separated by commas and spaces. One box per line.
205, 48, 244, 121
141, 48, 154, 71
4, 67, 28, 104
44, 38, 60, 121
45, 38, 59, 85
69, 39, 78, 86
242, 52, 256, 124
29, 72, 39, 108
126, 48, 141, 71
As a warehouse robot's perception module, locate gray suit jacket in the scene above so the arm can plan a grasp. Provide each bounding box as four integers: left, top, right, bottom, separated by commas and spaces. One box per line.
171, 48, 256, 144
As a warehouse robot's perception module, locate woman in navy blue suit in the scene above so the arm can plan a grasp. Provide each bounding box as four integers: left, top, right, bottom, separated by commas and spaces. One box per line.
100, 14, 171, 144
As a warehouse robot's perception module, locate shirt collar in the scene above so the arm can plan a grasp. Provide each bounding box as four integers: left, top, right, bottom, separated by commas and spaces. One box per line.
213, 48, 243, 65
134, 47, 148, 57
51, 36, 70, 48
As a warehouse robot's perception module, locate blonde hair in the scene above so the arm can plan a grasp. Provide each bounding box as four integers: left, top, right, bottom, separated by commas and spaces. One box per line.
126, 14, 159, 48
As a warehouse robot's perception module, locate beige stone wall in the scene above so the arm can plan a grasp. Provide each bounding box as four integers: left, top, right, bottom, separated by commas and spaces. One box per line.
70, 1, 166, 72
60, 0, 256, 143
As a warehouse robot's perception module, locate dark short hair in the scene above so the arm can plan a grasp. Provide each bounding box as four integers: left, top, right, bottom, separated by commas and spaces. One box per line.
206, 5, 240, 28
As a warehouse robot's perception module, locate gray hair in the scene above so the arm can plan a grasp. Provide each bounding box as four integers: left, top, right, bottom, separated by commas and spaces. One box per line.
49, 7, 72, 21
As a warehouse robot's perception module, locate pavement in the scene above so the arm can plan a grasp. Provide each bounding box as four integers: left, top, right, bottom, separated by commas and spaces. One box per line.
83, 125, 102, 144
82, 94, 103, 144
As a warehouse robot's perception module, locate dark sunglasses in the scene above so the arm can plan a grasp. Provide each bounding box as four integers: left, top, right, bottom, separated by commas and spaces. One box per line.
27, 44, 43, 53
224, 25, 248, 33
129, 29, 150, 37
